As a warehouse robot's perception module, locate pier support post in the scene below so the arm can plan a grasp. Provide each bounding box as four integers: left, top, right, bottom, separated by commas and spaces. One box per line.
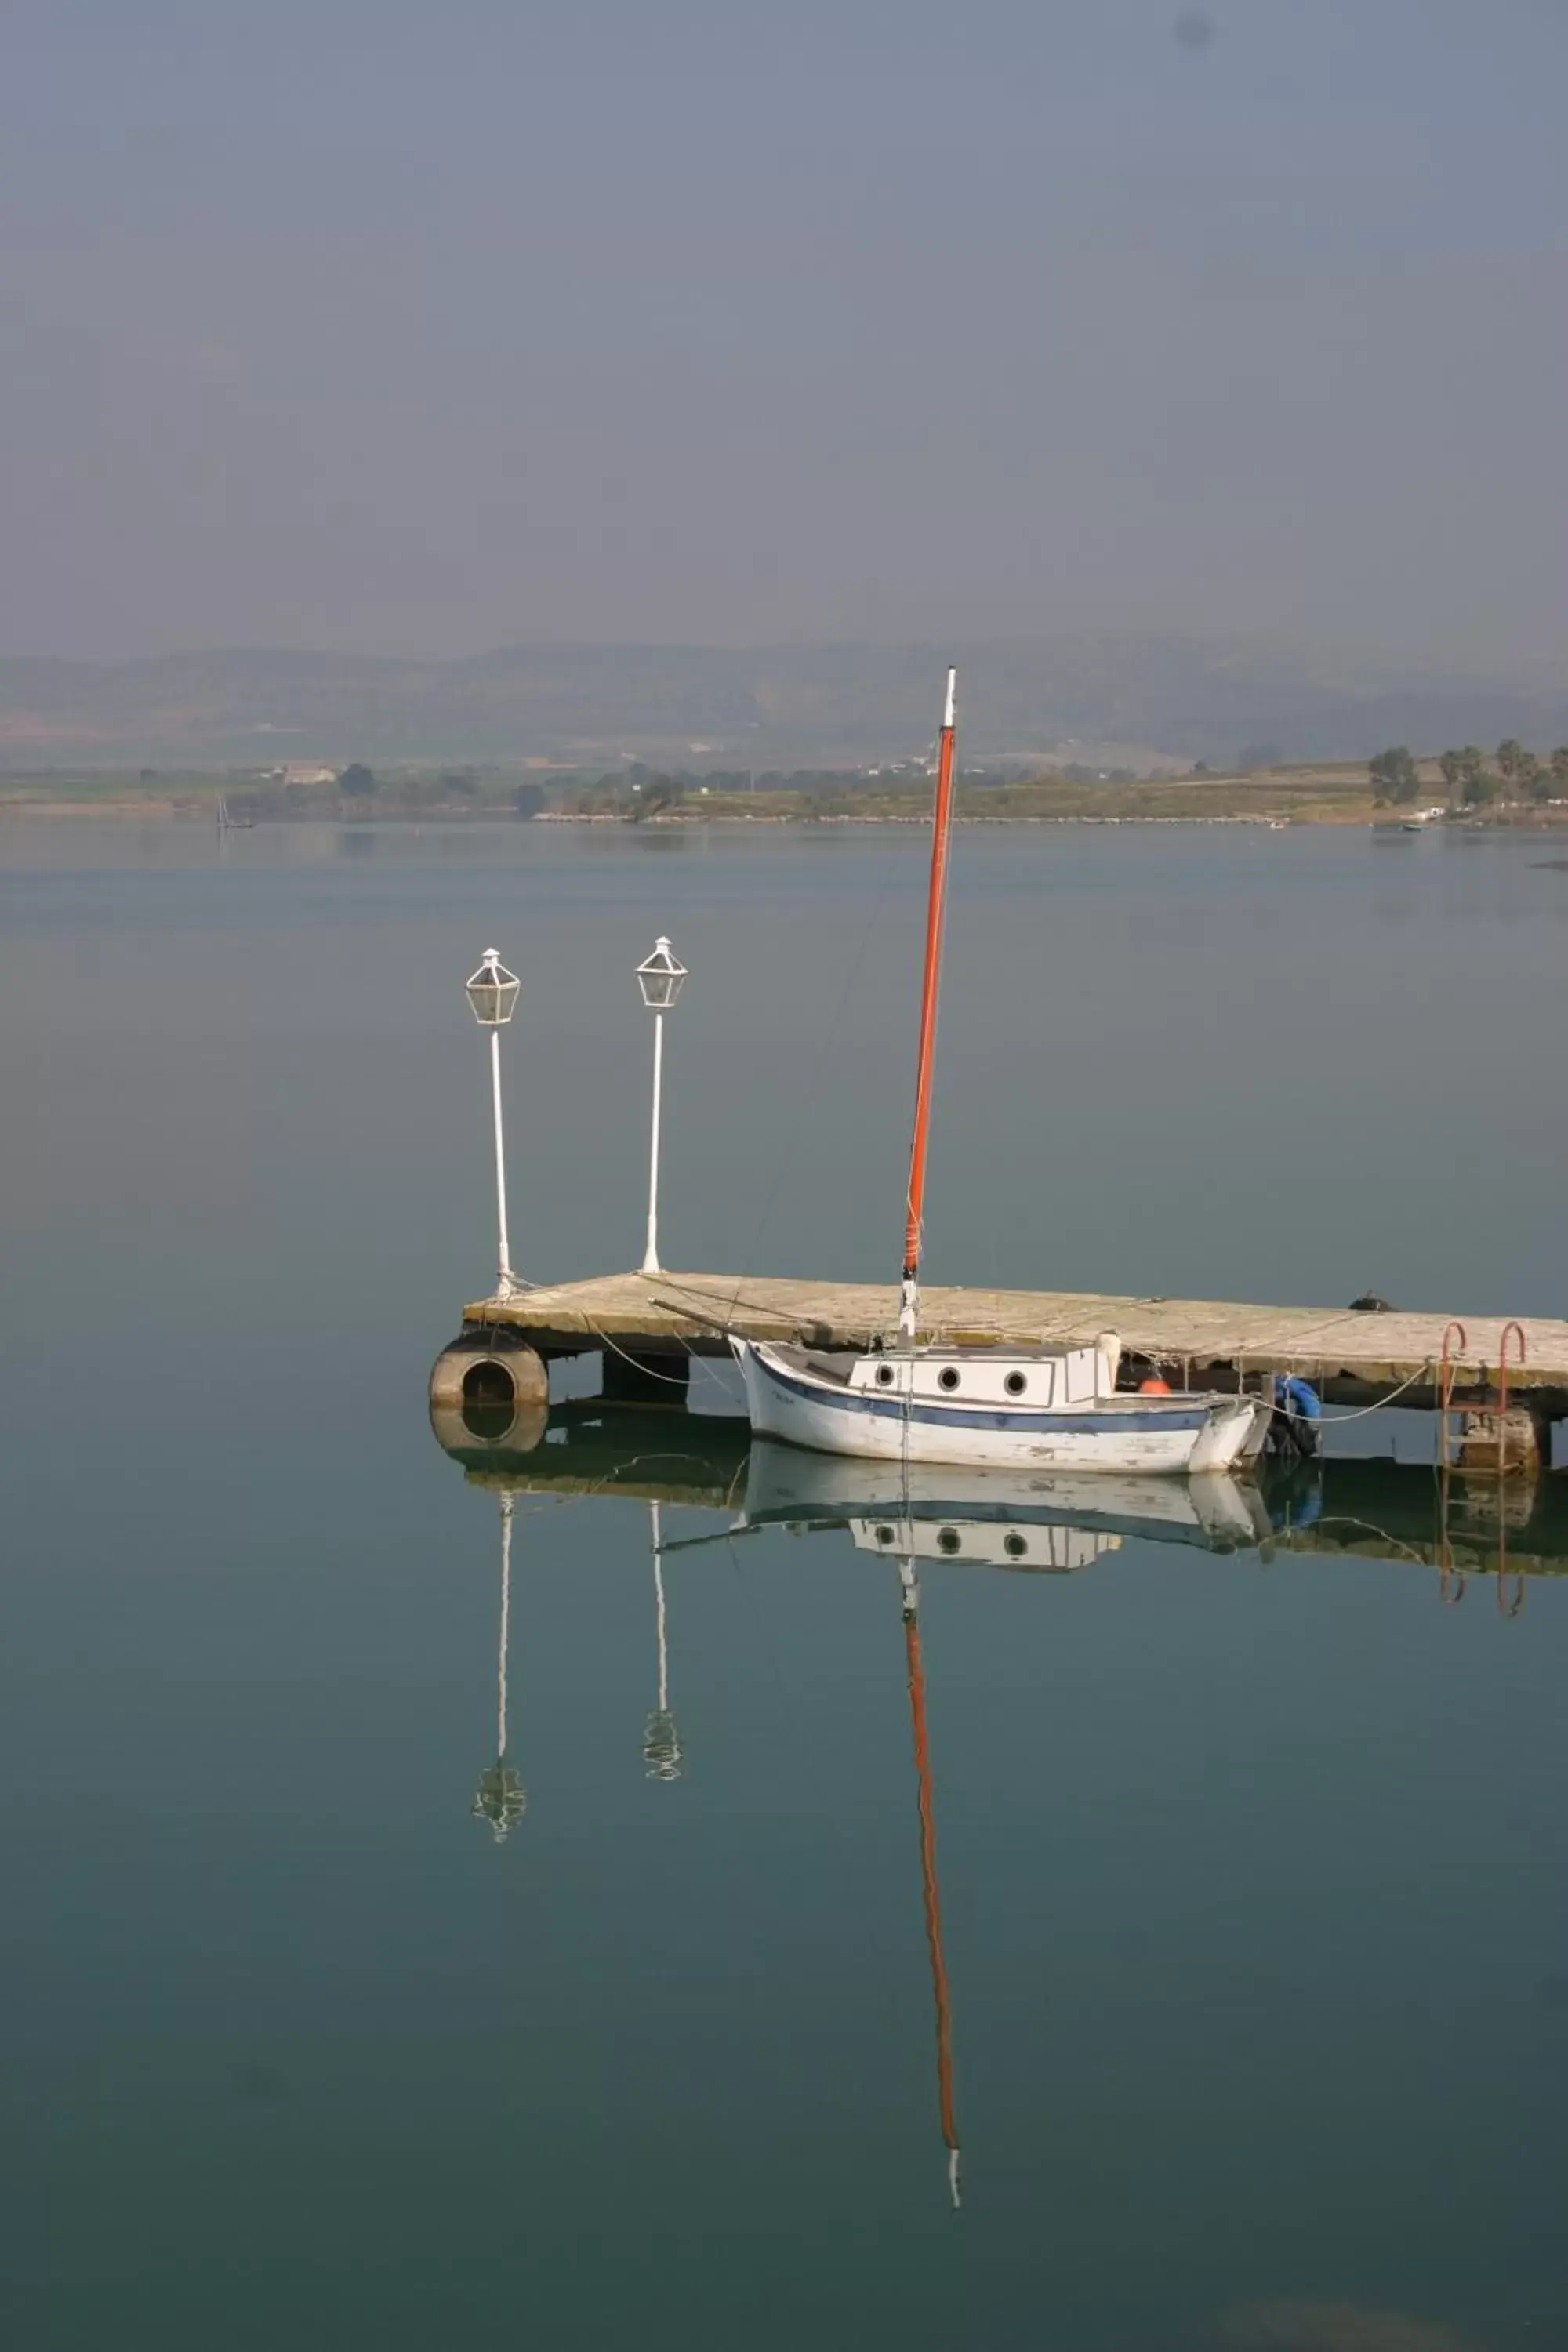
600, 1348, 688, 1403
1457, 1406, 1540, 1480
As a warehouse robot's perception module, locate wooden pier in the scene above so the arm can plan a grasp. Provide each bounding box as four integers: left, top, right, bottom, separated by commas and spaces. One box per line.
448, 1269, 1568, 1424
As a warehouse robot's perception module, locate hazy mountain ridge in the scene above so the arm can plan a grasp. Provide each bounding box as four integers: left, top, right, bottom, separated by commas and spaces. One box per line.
2, 637, 1563, 770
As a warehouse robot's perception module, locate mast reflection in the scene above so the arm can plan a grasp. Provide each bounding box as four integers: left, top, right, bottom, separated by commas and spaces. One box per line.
898, 1547, 962, 2207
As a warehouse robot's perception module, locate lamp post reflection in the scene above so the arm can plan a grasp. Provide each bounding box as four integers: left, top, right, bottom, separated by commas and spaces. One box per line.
644, 1500, 682, 1780
473, 1490, 526, 1840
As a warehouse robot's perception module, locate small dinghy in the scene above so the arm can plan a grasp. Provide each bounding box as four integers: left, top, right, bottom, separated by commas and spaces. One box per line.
733, 669, 1269, 1475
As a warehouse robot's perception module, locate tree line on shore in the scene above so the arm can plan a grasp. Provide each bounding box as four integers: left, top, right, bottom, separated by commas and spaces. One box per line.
1370, 739, 1568, 808
227, 763, 548, 818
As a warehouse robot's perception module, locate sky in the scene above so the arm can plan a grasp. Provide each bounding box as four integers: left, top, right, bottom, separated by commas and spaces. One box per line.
2, 0, 1564, 666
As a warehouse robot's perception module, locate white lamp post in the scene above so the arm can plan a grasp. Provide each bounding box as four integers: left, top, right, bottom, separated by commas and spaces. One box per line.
465, 949, 521, 1301
634, 936, 688, 1277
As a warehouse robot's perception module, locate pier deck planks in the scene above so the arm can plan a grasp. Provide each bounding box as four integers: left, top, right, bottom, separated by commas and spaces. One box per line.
460, 1271, 1568, 1411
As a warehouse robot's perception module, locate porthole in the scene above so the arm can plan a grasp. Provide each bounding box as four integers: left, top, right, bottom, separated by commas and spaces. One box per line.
938, 1526, 961, 1555
875, 1363, 895, 1387
937, 1366, 961, 1392
1004, 1370, 1028, 1397
1004, 1531, 1028, 1560
876, 1524, 896, 1546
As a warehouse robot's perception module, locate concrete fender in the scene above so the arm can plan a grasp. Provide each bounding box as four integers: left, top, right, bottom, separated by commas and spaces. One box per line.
429, 1332, 549, 1412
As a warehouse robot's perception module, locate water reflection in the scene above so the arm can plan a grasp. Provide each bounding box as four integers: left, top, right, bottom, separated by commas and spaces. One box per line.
420, 1392, 1568, 2239
435, 1397, 976, 2200
431, 1398, 1568, 1599
430, 1399, 1564, 2220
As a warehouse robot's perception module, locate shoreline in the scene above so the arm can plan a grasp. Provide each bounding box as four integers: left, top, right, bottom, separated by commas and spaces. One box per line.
3, 793, 1567, 834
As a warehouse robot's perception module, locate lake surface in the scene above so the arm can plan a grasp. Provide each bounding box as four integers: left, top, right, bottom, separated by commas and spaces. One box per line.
2, 820, 1566, 2350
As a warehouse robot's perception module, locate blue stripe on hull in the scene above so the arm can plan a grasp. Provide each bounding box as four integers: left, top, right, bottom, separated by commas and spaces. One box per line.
750, 1348, 1211, 1436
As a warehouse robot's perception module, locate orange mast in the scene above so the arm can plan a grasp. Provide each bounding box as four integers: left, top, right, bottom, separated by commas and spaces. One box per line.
903, 1581, 962, 2207
901, 666, 959, 1340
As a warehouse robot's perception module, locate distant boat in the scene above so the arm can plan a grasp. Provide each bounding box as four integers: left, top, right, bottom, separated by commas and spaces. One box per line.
216, 795, 254, 832
732, 669, 1269, 1475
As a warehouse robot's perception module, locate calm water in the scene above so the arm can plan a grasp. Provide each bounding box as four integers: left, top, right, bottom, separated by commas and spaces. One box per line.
2, 819, 1566, 2351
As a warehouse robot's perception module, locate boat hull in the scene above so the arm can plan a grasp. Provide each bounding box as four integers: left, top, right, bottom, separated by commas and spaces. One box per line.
734, 1341, 1265, 1475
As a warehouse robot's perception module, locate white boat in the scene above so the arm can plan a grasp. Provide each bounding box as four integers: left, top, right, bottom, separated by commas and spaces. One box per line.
737, 1338, 1264, 1474
733, 666, 1269, 1476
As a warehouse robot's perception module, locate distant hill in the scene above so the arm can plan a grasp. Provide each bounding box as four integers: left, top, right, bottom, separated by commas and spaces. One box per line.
2, 636, 1563, 770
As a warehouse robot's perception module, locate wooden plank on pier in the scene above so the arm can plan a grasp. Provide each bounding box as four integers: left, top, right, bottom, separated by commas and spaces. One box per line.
460, 1271, 1568, 1413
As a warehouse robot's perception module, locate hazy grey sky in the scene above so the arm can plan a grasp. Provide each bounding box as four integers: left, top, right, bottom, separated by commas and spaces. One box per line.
2, 1, 1564, 665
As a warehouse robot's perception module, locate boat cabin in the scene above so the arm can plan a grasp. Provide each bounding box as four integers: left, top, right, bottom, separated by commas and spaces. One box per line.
833, 1341, 1120, 1410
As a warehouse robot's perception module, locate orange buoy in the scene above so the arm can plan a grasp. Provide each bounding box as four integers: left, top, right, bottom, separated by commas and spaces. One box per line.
1138, 1375, 1173, 1395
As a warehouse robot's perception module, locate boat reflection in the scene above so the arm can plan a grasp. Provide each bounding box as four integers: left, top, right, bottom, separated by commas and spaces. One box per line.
741, 1439, 1271, 1564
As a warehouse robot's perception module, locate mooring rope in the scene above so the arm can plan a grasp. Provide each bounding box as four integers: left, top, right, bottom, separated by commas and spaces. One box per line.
1271, 1357, 1436, 1425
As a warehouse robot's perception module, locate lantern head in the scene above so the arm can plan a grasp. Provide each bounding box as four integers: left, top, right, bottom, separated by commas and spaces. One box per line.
635, 936, 688, 1011
465, 949, 521, 1028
